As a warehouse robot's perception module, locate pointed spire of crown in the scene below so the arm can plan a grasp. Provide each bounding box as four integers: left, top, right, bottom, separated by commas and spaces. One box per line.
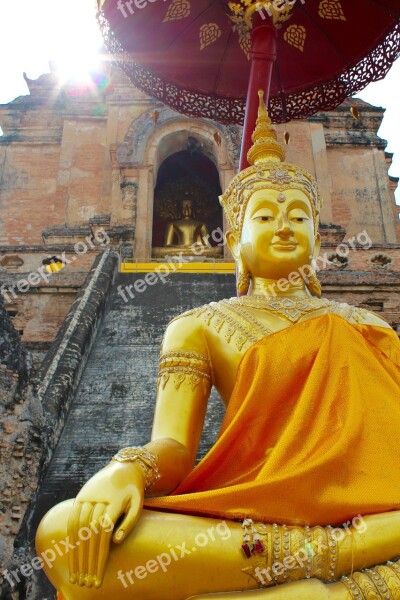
247, 90, 286, 167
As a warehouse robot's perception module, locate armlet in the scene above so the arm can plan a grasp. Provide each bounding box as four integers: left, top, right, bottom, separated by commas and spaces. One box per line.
158, 351, 213, 393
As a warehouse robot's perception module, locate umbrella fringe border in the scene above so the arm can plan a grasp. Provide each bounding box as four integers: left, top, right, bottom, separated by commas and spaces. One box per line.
97, 11, 400, 125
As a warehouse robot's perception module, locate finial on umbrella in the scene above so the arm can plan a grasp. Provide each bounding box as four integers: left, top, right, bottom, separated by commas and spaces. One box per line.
238, 1, 297, 31
247, 89, 286, 167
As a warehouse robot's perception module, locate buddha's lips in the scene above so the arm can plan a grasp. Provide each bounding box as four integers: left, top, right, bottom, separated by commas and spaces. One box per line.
272, 242, 298, 250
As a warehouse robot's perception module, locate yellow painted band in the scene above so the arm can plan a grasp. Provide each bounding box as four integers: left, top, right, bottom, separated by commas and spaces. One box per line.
120, 262, 236, 274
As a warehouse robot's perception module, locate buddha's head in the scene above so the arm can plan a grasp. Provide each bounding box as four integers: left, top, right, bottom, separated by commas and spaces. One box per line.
220, 90, 323, 296
181, 198, 194, 219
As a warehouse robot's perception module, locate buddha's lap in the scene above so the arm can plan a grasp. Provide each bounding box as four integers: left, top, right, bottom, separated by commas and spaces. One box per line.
37, 500, 400, 575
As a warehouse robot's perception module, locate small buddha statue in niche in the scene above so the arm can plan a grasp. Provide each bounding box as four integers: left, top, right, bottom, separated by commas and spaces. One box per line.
36, 91, 400, 600
165, 198, 211, 248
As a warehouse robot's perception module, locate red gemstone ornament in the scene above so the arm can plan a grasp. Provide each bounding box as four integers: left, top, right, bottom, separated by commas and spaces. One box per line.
242, 542, 253, 558
254, 538, 265, 554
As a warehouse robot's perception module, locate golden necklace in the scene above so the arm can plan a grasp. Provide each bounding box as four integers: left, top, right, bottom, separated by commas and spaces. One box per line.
230, 295, 330, 323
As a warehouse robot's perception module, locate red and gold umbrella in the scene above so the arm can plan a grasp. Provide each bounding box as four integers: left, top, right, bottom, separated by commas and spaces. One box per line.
97, 0, 399, 168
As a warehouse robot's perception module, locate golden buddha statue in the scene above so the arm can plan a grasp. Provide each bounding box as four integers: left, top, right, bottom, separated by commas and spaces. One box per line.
165, 198, 210, 248
36, 91, 400, 600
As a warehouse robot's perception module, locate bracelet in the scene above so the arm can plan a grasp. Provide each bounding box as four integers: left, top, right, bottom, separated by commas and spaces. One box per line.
112, 447, 160, 491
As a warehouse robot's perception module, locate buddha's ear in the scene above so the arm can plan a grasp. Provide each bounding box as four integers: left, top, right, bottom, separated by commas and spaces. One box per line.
226, 230, 240, 260
313, 232, 321, 259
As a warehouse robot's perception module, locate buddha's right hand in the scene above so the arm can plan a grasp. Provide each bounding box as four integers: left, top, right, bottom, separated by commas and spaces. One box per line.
67, 460, 145, 588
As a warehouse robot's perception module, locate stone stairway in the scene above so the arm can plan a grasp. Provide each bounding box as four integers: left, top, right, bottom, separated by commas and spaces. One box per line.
28, 268, 236, 599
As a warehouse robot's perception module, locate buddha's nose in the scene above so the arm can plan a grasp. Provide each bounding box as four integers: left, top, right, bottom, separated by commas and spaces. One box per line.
275, 215, 293, 237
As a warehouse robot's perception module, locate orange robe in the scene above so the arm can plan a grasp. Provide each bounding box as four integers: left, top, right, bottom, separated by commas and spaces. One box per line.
144, 314, 400, 526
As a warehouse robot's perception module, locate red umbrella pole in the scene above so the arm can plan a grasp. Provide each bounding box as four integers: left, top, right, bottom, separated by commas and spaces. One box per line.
239, 20, 277, 171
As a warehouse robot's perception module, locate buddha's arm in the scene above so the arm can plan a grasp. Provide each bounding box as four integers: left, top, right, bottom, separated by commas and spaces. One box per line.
165, 223, 176, 246
145, 313, 212, 493
199, 222, 211, 244
66, 312, 211, 587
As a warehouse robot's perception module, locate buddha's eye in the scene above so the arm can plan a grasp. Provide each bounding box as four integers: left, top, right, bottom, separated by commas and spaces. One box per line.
253, 214, 274, 222
289, 209, 310, 223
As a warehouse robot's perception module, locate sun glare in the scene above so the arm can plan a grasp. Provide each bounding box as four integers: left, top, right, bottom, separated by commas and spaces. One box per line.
45, 1, 104, 86
50, 49, 103, 87
0, 0, 105, 98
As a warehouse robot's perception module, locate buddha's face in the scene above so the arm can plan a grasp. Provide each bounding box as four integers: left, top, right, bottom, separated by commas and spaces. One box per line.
181, 200, 194, 218
237, 187, 320, 280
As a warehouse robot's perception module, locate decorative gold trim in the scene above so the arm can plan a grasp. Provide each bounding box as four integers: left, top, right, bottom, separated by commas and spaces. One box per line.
341, 560, 400, 599
239, 33, 252, 60
158, 351, 212, 392
160, 351, 211, 366
112, 447, 160, 491
328, 301, 370, 325
196, 300, 273, 351
267, 167, 292, 185
163, 0, 191, 23
237, 255, 252, 295
228, 1, 297, 32
158, 366, 212, 392
242, 520, 339, 587
284, 24, 307, 52
318, 0, 346, 21
233, 296, 330, 323
167, 300, 373, 362
200, 23, 222, 51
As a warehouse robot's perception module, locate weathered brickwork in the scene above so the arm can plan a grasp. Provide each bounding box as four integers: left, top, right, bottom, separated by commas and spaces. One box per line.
0, 252, 117, 599
0, 296, 43, 598
0, 250, 99, 343
0, 149, 57, 245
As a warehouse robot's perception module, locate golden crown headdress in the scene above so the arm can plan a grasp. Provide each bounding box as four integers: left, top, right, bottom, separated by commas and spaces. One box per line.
219, 90, 323, 237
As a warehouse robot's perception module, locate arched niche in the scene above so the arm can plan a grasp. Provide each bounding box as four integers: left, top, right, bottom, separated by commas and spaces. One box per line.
152, 141, 223, 256
115, 106, 239, 259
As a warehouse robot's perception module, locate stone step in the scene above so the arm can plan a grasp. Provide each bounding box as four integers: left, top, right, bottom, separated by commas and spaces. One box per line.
29, 272, 235, 598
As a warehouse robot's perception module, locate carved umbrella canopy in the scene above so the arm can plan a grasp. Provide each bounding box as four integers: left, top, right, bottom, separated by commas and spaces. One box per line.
97, 0, 400, 169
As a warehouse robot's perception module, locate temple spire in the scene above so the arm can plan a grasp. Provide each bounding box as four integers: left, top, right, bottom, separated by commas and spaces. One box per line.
247, 89, 286, 167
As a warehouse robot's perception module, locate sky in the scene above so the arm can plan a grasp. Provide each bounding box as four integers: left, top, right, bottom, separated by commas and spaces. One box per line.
0, 0, 398, 202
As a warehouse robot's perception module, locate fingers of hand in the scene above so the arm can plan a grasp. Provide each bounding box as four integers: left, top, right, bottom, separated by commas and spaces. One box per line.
95, 510, 115, 588
67, 501, 83, 584
66, 492, 141, 588
113, 495, 142, 544
88, 503, 110, 588
68, 501, 115, 588
78, 502, 95, 586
